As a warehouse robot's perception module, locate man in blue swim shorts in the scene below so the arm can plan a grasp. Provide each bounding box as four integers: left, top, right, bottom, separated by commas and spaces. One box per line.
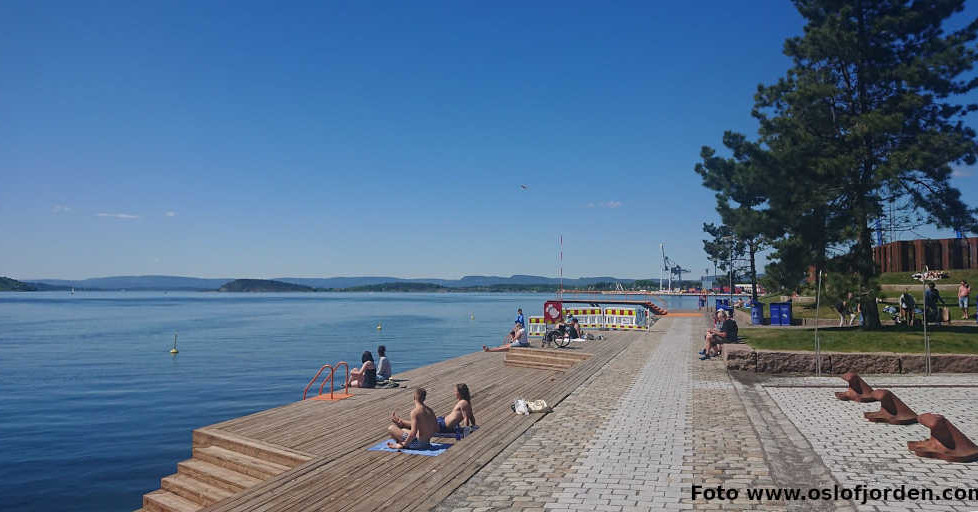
387, 388, 437, 450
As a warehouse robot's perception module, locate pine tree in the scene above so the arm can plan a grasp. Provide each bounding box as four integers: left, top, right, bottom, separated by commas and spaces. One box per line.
696, 132, 775, 304
752, 0, 978, 328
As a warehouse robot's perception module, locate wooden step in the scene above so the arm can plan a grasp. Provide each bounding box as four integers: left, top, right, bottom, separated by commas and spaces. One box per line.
161, 473, 235, 506
192, 428, 312, 467
505, 359, 574, 370
509, 347, 592, 360
504, 353, 578, 368
193, 446, 290, 480
503, 360, 569, 371
142, 490, 200, 512
177, 459, 262, 493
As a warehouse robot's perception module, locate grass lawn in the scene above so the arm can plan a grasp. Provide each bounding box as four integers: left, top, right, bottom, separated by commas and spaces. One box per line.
740, 326, 978, 354
751, 293, 976, 321
879, 269, 978, 285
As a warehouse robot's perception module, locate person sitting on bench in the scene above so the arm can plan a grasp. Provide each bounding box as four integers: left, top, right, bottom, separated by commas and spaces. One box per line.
483, 322, 527, 352
700, 310, 737, 360
387, 388, 438, 450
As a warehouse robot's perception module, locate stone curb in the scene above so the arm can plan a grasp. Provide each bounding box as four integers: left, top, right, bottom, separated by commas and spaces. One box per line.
724, 344, 978, 374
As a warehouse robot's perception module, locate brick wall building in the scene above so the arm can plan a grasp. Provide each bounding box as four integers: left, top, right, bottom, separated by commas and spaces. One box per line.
872, 237, 978, 273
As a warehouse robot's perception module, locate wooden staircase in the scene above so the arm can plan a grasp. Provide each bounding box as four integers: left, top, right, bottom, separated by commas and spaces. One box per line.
503, 347, 592, 371
136, 428, 312, 512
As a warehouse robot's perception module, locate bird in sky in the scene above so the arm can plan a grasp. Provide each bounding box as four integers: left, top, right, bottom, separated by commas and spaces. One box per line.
520, 184, 529, 190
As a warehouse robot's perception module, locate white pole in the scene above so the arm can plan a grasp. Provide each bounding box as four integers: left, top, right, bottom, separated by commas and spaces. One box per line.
814, 270, 823, 377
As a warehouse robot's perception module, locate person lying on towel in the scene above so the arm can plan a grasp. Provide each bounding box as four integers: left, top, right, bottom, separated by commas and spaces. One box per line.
387, 388, 438, 450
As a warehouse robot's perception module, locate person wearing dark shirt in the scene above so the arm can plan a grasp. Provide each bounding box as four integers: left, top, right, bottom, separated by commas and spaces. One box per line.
924, 282, 946, 323
348, 351, 377, 388
567, 322, 580, 339
699, 310, 737, 360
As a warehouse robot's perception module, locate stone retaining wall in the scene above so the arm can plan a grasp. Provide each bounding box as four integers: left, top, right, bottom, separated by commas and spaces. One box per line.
724, 344, 978, 374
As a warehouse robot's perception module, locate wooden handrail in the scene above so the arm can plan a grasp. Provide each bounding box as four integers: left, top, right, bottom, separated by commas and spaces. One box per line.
302, 364, 333, 400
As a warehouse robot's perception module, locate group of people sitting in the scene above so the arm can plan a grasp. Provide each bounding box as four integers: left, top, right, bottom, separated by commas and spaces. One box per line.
897, 282, 957, 326
482, 315, 588, 352
699, 309, 738, 360
386, 384, 476, 450
347, 345, 393, 388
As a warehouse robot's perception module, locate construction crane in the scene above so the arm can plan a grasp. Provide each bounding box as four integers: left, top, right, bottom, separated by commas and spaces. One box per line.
659, 244, 690, 292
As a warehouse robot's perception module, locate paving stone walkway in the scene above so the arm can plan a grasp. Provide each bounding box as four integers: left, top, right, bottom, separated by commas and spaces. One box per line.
432, 316, 978, 512
763, 382, 978, 511
433, 325, 664, 512
544, 315, 692, 511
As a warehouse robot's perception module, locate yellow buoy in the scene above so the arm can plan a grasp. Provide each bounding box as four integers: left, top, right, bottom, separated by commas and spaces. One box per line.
470, 313, 475, 320
170, 333, 179, 354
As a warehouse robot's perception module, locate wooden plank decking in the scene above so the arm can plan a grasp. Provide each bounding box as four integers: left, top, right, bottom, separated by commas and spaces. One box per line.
139, 328, 652, 512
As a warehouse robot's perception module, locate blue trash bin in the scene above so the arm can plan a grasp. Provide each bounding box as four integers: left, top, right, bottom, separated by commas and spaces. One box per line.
780, 302, 793, 325
770, 302, 792, 326
769, 303, 781, 326
750, 302, 764, 325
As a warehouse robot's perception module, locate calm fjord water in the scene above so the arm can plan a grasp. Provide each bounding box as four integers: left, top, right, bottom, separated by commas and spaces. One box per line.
0, 291, 697, 511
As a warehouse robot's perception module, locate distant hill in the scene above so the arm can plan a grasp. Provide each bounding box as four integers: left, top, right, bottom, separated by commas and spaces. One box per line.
218, 279, 316, 293
342, 282, 449, 292
275, 275, 635, 289
0, 276, 37, 291
30, 275, 230, 291
23, 274, 641, 291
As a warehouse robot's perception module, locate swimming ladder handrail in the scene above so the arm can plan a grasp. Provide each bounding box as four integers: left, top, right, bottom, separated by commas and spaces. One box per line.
332, 361, 350, 399
303, 364, 333, 400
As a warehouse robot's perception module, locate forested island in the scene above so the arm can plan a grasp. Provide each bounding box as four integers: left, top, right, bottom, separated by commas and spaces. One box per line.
0, 277, 37, 291
217, 279, 316, 293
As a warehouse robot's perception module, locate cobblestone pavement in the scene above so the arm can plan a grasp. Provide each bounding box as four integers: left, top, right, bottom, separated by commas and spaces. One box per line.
433, 326, 664, 512
546, 316, 692, 511
432, 317, 978, 512
764, 383, 978, 511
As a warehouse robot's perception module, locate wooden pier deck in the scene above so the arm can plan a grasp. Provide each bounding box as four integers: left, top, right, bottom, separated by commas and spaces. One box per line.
137, 329, 650, 512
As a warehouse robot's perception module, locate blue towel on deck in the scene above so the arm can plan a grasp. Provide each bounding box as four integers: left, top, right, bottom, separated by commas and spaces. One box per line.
367, 439, 452, 456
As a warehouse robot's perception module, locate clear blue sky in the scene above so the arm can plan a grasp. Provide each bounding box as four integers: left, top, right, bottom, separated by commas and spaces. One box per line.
2, 1, 976, 280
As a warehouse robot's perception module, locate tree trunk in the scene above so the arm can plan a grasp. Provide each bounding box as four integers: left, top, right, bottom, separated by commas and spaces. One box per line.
855, 202, 882, 329
749, 241, 759, 304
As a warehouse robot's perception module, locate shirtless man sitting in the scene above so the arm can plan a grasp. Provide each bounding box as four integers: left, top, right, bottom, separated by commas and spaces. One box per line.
386, 388, 438, 450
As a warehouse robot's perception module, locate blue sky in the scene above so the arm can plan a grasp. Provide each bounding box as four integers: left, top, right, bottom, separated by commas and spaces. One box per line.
2, 2, 976, 280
